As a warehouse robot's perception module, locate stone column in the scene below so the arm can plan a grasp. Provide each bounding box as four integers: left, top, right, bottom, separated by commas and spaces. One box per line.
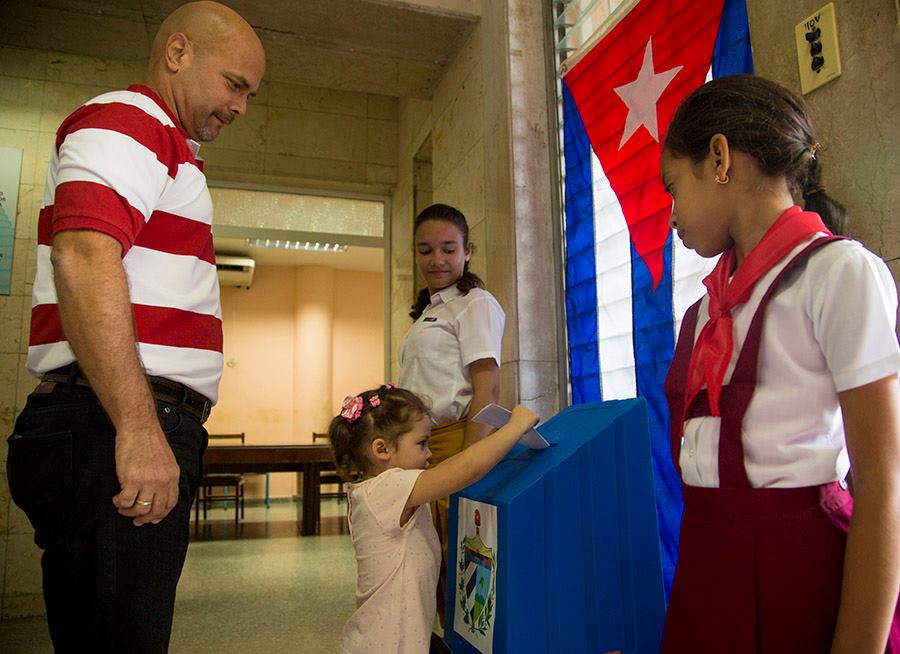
294, 267, 335, 425
482, 0, 566, 417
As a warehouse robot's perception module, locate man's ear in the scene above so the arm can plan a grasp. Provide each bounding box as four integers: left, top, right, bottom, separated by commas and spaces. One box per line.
165, 32, 191, 73
370, 438, 392, 463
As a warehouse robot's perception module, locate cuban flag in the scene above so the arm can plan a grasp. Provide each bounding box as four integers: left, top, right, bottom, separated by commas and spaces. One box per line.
561, 0, 753, 597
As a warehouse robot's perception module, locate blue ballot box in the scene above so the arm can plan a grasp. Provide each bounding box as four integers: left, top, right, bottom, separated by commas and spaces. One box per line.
444, 399, 666, 654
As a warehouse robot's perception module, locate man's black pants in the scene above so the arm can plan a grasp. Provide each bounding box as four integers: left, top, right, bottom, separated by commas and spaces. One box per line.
7, 382, 207, 653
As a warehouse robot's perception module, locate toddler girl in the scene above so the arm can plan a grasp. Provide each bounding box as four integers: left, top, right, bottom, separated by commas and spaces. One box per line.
329, 384, 538, 653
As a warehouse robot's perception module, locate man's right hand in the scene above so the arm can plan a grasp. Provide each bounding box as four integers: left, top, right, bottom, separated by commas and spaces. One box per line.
112, 425, 181, 526
52, 229, 182, 527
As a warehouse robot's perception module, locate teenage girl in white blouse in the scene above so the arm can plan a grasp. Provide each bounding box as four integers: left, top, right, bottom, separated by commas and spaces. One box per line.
398, 203, 506, 624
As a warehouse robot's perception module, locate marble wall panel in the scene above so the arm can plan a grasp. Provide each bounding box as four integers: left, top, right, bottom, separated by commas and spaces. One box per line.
0, 46, 49, 81
3, 533, 43, 618
0, 298, 23, 355
746, 0, 899, 262
367, 119, 400, 167
367, 95, 400, 121
202, 147, 266, 177
208, 106, 269, 153
365, 164, 399, 187
431, 64, 484, 190
267, 107, 368, 162
38, 82, 109, 133
263, 153, 368, 186
433, 138, 485, 227
268, 82, 367, 117
45, 52, 143, 89
0, 77, 45, 133
2, 591, 46, 620
432, 21, 483, 119
0, 127, 39, 188
13, 183, 37, 242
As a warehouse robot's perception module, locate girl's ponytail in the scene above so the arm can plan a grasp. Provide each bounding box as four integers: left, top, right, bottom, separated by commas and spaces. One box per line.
800, 155, 848, 236
328, 415, 366, 482
665, 76, 851, 236
409, 265, 485, 320
455, 262, 485, 296
409, 287, 431, 321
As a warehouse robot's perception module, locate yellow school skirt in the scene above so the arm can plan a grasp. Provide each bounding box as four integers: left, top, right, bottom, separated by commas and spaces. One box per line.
429, 418, 466, 624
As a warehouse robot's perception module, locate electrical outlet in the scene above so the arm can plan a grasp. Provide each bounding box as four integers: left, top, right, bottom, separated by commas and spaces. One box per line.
795, 3, 842, 95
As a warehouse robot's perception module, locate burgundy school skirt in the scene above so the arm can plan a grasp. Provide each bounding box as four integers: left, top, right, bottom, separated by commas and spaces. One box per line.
662, 482, 900, 654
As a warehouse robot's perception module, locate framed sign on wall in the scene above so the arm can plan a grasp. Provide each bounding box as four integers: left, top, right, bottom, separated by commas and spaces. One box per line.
0, 147, 23, 296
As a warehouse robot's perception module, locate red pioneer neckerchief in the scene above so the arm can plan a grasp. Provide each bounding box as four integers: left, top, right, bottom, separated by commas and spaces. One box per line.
682, 205, 832, 423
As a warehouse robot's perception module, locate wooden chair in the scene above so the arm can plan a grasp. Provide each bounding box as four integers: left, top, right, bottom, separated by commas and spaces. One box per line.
313, 432, 345, 502
196, 433, 246, 525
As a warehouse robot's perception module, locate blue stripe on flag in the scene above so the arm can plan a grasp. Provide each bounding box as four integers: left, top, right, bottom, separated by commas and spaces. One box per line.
562, 81, 601, 404
560, 0, 754, 603
713, 0, 754, 77
631, 232, 681, 598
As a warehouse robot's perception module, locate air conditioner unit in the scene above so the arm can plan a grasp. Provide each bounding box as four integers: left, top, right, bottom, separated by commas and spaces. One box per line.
215, 255, 255, 289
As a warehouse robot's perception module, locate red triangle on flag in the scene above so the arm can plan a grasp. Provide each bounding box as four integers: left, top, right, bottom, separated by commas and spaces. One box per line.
565, 0, 725, 288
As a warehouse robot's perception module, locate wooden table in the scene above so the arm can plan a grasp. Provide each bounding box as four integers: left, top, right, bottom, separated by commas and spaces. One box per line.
202, 444, 336, 535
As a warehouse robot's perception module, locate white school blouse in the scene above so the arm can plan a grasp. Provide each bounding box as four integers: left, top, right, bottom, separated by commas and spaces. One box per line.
680, 236, 900, 488
399, 285, 505, 425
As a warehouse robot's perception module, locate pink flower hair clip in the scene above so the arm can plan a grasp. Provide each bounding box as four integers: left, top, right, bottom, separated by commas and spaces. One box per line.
385, 382, 396, 390
369, 395, 381, 408
341, 395, 364, 423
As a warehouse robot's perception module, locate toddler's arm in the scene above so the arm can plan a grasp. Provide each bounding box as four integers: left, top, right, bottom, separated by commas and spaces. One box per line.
405, 405, 539, 512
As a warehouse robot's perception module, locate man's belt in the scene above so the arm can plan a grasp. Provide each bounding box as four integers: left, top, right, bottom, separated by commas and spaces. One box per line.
41, 364, 212, 424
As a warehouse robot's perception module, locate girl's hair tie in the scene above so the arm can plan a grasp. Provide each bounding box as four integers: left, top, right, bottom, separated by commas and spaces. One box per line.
809, 142, 822, 159
341, 383, 397, 422
341, 395, 364, 423
803, 184, 826, 198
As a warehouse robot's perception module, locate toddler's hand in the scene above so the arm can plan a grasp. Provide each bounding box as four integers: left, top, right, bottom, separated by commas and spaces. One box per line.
508, 405, 539, 433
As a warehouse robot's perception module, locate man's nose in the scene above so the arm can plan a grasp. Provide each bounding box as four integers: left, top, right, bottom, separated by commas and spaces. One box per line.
230, 94, 248, 117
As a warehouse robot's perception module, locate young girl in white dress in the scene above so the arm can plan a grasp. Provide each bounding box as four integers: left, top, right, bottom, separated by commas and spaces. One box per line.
329, 385, 538, 654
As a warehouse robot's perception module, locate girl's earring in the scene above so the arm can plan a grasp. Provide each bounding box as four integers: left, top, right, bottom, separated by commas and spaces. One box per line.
715, 173, 730, 185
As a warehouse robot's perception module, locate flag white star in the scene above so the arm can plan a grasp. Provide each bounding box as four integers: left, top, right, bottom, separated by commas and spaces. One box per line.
614, 38, 682, 149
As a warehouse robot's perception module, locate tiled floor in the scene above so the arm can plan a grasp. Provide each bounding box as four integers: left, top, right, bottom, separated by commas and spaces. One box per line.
0, 498, 358, 653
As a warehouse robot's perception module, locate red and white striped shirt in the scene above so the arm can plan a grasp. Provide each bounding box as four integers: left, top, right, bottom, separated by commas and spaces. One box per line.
28, 85, 223, 403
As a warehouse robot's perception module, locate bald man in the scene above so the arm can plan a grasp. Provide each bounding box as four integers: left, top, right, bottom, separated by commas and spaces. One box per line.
7, 2, 264, 651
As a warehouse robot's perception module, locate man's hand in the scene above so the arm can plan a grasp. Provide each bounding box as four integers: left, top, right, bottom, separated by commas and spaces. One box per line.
112, 425, 181, 526
52, 229, 182, 527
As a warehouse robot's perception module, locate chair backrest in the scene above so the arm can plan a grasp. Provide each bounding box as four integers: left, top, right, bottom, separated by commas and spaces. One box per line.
208, 433, 245, 445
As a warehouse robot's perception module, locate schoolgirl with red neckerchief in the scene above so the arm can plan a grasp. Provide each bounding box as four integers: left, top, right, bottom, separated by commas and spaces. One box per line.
659, 75, 900, 653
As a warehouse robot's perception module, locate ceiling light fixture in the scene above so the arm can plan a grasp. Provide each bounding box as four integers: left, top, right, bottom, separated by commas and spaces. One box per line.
246, 238, 348, 253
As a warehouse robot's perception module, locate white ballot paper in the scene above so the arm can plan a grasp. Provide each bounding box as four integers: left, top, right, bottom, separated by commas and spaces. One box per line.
470, 404, 550, 449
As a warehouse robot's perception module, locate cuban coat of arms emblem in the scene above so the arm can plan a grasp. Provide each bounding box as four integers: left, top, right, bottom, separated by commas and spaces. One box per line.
454, 499, 498, 652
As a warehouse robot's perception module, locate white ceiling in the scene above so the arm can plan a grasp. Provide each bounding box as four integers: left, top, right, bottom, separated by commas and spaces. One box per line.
215, 236, 384, 272
0, 0, 478, 97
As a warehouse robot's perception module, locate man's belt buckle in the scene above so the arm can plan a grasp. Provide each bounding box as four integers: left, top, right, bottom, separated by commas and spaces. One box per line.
199, 401, 211, 424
